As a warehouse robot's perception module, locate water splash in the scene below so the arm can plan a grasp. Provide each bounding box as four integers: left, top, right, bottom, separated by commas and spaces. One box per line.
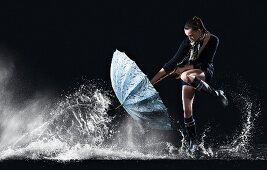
198, 126, 214, 158
0, 79, 114, 160
0, 74, 264, 160
47, 83, 113, 147
214, 89, 261, 159
193, 74, 263, 159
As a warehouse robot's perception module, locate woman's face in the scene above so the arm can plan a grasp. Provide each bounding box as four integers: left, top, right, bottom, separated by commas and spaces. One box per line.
184, 28, 202, 43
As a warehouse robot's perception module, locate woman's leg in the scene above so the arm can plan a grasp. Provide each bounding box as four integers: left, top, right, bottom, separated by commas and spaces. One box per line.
182, 85, 198, 150
182, 85, 195, 118
180, 69, 212, 152
181, 69, 228, 107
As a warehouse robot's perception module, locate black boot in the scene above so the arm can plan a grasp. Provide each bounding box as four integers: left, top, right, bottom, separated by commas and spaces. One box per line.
191, 77, 228, 107
184, 117, 199, 153
186, 124, 198, 153
179, 128, 190, 150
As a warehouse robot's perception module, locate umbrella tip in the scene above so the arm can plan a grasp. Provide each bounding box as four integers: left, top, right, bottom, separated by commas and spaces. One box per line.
114, 49, 122, 54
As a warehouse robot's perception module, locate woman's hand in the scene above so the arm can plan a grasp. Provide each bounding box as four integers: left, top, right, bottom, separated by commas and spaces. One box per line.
150, 68, 167, 85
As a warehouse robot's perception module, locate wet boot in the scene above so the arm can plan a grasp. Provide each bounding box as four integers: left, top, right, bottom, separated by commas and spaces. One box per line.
191, 76, 228, 107
179, 128, 190, 150
184, 117, 199, 153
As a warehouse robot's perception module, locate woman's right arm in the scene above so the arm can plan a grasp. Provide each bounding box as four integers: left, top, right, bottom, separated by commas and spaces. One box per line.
150, 68, 167, 85
151, 38, 190, 85
162, 38, 190, 73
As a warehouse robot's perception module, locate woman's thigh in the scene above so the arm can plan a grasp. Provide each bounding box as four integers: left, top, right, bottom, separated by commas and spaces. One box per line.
181, 69, 206, 83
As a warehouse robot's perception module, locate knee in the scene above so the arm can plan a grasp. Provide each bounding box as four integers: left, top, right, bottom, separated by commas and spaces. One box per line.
181, 73, 195, 84
180, 72, 189, 83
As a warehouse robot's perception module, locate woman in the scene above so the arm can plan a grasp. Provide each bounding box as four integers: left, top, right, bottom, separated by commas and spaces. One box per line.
150, 16, 228, 152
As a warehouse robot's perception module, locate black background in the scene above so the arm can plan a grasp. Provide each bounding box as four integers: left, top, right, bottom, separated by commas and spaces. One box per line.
0, 0, 266, 169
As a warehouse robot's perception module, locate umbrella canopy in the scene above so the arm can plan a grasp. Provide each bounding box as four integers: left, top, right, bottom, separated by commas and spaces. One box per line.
110, 50, 172, 130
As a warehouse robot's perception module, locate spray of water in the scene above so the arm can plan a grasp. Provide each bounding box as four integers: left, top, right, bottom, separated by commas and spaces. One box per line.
192, 74, 262, 159
0, 56, 264, 160
0, 79, 115, 159
213, 78, 262, 159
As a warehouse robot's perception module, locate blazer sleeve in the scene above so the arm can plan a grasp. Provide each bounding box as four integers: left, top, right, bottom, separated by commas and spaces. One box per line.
163, 38, 190, 73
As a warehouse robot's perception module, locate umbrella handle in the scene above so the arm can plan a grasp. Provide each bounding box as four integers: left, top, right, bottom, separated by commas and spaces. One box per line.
115, 104, 122, 110
153, 70, 180, 85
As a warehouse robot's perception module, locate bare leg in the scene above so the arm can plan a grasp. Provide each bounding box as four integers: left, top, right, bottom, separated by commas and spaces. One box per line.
181, 69, 228, 106
182, 85, 195, 118
180, 69, 206, 152
181, 85, 198, 151
179, 69, 228, 153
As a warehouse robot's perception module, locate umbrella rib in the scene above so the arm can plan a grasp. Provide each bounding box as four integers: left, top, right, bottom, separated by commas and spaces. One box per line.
121, 76, 146, 103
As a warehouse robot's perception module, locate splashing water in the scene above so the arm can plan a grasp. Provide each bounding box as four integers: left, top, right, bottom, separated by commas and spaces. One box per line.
0, 75, 264, 160
213, 88, 261, 159
0, 80, 115, 160
193, 75, 263, 160
48, 83, 113, 147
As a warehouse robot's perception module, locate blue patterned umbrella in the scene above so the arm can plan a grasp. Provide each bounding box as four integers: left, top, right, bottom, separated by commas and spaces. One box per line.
110, 50, 172, 130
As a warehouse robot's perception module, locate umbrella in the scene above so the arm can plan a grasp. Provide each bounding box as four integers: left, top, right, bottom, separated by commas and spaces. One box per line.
110, 50, 172, 130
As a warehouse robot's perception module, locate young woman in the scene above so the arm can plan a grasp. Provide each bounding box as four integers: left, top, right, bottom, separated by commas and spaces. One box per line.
150, 16, 228, 152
